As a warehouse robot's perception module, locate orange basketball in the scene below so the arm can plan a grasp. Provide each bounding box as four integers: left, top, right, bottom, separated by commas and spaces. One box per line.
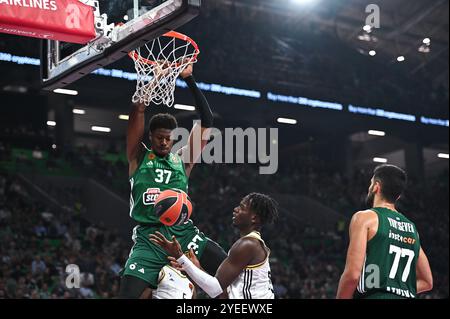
154, 189, 193, 226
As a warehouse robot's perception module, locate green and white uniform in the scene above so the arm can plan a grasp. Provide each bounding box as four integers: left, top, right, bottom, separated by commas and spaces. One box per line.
122, 149, 208, 288
355, 208, 420, 299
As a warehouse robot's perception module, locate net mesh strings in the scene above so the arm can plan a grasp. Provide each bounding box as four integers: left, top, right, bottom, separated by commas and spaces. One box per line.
131, 36, 198, 107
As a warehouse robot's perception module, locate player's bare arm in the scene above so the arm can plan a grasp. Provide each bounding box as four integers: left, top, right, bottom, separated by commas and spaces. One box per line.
177, 62, 213, 177
150, 232, 258, 298
416, 247, 433, 294
337, 210, 378, 299
127, 102, 146, 177
213, 238, 258, 289
170, 248, 228, 299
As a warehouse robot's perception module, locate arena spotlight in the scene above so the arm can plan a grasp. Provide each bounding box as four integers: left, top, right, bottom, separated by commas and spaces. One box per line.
369, 50, 377, 56
277, 118, 297, 125
174, 104, 196, 111
397, 56, 405, 62
363, 25, 372, 33
72, 109, 86, 115
292, 0, 316, 4
373, 157, 388, 163
91, 126, 111, 133
438, 153, 449, 159
53, 88, 78, 96
118, 115, 129, 120
3, 85, 27, 93
368, 130, 385, 137
46, 120, 56, 126
418, 45, 431, 53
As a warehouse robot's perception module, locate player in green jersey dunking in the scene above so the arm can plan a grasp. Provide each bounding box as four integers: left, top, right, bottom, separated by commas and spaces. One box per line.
118, 63, 227, 298
337, 165, 433, 299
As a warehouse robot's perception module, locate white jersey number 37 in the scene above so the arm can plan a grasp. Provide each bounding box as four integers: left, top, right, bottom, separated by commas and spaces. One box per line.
154, 169, 172, 184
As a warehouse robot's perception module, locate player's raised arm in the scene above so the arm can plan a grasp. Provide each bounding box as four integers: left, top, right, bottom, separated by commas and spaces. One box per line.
336, 211, 375, 299
416, 247, 433, 294
177, 63, 214, 177
127, 102, 146, 177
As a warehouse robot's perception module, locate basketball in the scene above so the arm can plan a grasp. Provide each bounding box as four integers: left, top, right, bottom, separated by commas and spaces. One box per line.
154, 189, 193, 226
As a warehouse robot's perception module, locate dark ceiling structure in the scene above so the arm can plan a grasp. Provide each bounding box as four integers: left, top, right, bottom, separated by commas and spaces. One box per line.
0, 0, 448, 122
208, 0, 449, 90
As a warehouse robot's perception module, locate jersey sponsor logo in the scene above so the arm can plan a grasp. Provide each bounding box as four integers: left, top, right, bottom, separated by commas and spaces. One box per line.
148, 153, 156, 161
146, 161, 154, 167
143, 188, 161, 205
388, 230, 417, 245
138, 268, 145, 274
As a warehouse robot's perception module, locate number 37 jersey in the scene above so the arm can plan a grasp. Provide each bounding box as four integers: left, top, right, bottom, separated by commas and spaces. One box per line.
355, 207, 420, 299
129, 150, 188, 224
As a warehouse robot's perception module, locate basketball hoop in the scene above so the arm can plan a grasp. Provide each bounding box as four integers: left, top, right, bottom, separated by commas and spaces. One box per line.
128, 31, 200, 107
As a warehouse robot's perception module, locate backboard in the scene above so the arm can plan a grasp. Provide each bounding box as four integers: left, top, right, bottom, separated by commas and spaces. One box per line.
40, 0, 201, 91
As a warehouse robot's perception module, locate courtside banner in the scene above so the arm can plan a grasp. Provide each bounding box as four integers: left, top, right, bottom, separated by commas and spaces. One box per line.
0, 0, 96, 44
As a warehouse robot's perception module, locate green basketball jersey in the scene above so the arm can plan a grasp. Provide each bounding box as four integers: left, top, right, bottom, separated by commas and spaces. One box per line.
355, 208, 420, 299
129, 149, 188, 224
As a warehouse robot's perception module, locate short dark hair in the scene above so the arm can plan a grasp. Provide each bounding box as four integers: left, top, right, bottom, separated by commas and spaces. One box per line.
244, 193, 279, 225
149, 113, 177, 133
373, 164, 407, 203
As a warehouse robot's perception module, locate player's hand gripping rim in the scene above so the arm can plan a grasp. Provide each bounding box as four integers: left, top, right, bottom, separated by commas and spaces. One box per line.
180, 58, 193, 79
149, 231, 184, 259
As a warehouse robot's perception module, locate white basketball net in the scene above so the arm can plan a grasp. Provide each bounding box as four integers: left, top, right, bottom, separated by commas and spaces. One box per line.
129, 32, 199, 107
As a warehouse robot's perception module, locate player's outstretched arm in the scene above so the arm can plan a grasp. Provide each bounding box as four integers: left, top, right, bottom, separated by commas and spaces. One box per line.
177, 63, 213, 177
336, 211, 373, 299
416, 247, 433, 294
127, 102, 146, 177
150, 232, 254, 298
168, 249, 229, 299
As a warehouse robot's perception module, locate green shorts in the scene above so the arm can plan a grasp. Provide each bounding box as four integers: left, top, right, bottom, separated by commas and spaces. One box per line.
121, 221, 209, 289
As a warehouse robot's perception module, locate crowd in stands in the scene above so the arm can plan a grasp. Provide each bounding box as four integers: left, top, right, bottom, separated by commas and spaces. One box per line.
0, 140, 448, 299
0, 173, 129, 299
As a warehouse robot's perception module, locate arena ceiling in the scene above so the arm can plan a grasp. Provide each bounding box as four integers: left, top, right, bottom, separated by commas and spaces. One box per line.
0, 0, 448, 133
212, 0, 449, 90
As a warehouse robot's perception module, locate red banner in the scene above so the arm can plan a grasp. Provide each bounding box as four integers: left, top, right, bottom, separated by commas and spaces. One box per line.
0, 0, 96, 44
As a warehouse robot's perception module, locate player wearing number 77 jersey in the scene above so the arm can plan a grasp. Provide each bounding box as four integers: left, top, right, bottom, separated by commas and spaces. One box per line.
337, 165, 433, 299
